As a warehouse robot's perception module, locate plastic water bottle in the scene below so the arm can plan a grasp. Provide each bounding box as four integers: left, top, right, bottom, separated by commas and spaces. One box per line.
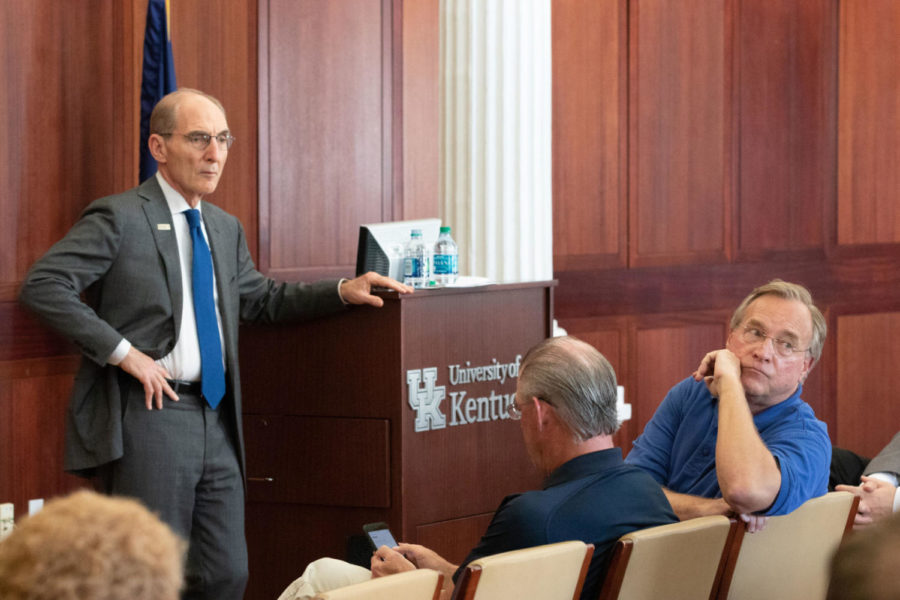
403, 229, 430, 288
433, 226, 458, 285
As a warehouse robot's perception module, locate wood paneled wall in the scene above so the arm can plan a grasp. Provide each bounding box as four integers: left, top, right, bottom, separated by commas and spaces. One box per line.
553, 0, 900, 458
3, 0, 899, 575
1, 1, 135, 512
837, 0, 900, 248
257, 0, 438, 282
631, 0, 730, 267
552, 0, 626, 270
260, 0, 388, 281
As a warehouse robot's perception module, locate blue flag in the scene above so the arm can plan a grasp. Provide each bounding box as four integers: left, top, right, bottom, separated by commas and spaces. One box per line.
139, 0, 177, 183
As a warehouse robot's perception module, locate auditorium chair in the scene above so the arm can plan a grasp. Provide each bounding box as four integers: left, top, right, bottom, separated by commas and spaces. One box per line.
311, 568, 443, 600
451, 540, 594, 600
715, 491, 859, 600
597, 515, 736, 600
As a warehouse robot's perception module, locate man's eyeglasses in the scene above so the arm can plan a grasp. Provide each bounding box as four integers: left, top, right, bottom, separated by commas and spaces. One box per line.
508, 396, 554, 420
159, 131, 235, 151
739, 326, 809, 358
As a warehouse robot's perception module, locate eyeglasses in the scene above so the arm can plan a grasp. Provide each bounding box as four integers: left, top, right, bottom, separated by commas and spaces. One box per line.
739, 326, 809, 358
508, 396, 554, 420
159, 131, 235, 151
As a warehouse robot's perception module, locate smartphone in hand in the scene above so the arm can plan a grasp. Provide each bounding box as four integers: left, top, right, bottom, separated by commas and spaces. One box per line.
363, 521, 398, 552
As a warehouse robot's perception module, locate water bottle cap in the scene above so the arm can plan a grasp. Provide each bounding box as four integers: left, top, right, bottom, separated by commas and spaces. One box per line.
410, 229, 422, 237
440, 226, 451, 233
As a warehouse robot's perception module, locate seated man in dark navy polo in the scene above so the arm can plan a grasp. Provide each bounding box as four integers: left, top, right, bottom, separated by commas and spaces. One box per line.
278, 336, 677, 600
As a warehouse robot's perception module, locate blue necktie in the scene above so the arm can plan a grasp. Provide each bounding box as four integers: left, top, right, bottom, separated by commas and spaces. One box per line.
184, 209, 225, 409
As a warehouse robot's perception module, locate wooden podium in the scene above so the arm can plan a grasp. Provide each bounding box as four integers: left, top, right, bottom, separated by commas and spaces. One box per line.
238, 281, 555, 600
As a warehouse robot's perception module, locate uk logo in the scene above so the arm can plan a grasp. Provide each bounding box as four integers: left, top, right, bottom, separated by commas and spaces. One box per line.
407, 367, 447, 432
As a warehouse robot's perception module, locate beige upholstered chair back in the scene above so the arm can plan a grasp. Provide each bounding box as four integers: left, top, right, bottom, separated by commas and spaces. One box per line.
312, 568, 443, 600
718, 491, 859, 600
452, 540, 594, 600
597, 515, 734, 600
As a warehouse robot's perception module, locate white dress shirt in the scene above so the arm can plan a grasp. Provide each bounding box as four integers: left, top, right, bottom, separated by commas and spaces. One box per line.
107, 173, 225, 382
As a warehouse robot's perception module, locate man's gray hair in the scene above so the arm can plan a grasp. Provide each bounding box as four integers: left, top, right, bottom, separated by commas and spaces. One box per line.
729, 279, 827, 361
518, 336, 619, 441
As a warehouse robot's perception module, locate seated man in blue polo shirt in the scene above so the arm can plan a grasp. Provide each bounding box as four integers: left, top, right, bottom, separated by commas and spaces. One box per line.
626, 280, 831, 531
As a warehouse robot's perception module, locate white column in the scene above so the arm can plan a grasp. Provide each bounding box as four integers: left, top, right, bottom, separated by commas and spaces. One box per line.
440, 0, 552, 283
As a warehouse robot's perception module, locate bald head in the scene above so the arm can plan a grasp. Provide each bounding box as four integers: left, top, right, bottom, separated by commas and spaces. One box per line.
150, 88, 227, 136
518, 336, 620, 442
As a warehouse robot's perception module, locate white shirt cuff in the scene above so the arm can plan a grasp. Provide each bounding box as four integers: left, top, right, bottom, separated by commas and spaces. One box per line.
337, 278, 349, 305
107, 339, 132, 365
868, 471, 899, 487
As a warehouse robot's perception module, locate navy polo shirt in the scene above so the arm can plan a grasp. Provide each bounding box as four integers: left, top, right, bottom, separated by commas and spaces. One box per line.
454, 448, 677, 600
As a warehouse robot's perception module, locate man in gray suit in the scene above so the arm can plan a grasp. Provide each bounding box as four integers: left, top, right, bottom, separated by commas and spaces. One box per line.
837, 432, 900, 527
19, 88, 411, 600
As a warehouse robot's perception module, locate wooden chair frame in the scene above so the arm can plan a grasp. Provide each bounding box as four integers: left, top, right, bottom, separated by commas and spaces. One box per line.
713, 493, 859, 600
597, 516, 738, 600
452, 542, 594, 600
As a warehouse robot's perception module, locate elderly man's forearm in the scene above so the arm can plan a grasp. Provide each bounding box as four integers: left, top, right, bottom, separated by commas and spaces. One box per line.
663, 489, 731, 520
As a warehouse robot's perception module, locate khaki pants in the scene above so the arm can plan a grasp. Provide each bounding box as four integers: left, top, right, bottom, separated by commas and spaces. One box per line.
278, 558, 372, 600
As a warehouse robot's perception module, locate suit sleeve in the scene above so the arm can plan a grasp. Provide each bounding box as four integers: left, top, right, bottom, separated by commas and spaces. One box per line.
19, 200, 125, 365
232, 220, 345, 324
865, 432, 900, 476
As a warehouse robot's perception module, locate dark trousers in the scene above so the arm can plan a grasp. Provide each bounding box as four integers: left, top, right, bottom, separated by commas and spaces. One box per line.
100, 385, 248, 600
829, 446, 871, 491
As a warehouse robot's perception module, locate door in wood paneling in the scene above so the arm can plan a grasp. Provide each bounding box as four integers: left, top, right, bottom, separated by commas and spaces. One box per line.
736, 0, 835, 258
401, 0, 440, 221
629, 0, 731, 267
2, 2, 122, 288
260, 0, 391, 281
837, 1, 900, 247
552, 0, 627, 271
836, 312, 900, 457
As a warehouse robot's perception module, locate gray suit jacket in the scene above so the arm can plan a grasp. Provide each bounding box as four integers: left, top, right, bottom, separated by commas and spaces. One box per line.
864, 432, 900, 477
19, 177, 345, 476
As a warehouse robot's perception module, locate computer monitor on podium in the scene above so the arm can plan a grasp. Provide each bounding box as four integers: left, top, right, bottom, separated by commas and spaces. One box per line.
356, 218, 441, 281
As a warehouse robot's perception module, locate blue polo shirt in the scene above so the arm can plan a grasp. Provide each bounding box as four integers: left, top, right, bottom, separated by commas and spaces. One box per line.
625, 376, 831, 515
454, 448, 677, 599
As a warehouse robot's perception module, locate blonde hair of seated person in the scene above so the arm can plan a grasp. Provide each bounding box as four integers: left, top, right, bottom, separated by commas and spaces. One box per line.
0, 489, 185, 600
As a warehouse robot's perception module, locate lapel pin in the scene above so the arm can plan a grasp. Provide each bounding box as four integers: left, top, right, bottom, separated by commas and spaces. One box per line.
157, 224, 172, 231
